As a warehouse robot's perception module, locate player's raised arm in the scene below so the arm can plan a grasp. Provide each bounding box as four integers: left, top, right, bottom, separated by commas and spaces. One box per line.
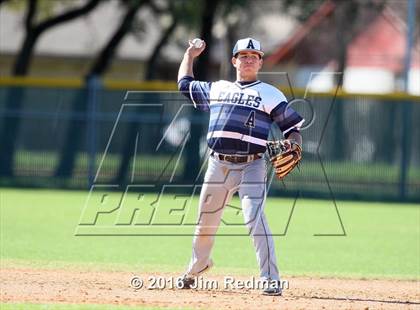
177, 39, 206, 81
177, 39, 211, 111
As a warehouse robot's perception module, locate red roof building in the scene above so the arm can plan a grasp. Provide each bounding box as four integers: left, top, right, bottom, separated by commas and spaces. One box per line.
265, 1, 420, 94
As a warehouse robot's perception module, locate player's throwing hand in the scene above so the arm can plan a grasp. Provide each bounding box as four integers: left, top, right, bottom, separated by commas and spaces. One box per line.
187, 39, 206, 58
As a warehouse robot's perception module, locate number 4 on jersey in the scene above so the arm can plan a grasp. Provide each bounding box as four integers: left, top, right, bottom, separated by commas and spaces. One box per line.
245, 111, 256, 128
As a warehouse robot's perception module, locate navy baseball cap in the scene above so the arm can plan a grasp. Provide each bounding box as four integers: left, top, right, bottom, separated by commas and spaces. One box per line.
232, 38, 264, 57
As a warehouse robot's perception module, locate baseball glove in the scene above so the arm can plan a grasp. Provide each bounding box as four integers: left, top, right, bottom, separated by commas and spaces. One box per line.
267, 140, 302, 179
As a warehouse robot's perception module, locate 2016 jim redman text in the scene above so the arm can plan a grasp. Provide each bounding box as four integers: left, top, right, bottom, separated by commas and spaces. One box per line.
130, 276, 289, 290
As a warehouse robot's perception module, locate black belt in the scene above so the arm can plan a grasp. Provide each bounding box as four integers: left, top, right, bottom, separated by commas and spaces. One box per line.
211, 151, 262, 164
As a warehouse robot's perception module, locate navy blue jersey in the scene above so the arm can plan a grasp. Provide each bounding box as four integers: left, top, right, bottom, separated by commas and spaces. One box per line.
179, 77, 304, 155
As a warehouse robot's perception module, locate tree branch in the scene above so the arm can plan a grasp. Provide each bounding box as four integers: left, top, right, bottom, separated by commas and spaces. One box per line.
36, 0, 101, 34
195, 0, 220, 80
145, 13, 178, 80
13, 0, 101, 76
89, 0, 149, 76
24, 0, 37, 32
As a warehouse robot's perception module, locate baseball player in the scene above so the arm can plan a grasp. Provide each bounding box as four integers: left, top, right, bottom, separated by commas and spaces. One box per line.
177, 37, 304, 296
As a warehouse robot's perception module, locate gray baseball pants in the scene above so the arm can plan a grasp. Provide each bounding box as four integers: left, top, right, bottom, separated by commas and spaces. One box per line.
186, 155, 280, 281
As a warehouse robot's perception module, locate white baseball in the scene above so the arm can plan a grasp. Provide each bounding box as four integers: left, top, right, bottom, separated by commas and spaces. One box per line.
192, 38, 203, 48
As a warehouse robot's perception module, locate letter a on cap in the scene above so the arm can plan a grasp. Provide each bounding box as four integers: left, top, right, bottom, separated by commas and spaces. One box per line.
232, 37, 264, 56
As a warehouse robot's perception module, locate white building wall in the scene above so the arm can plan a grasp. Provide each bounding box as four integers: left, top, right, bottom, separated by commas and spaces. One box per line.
295, 66, 396, 94
343, 68, 395, 94
408, 69, 420, 95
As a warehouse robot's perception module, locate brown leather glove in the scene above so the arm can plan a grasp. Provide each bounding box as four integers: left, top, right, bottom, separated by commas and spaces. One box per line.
267, 140, 302, 179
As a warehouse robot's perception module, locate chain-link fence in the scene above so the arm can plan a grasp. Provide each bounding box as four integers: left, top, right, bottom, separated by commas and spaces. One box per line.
0, 79, 418, 202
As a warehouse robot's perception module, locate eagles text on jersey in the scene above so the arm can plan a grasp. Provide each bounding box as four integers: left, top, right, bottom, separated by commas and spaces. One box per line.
178, 77, 304, 155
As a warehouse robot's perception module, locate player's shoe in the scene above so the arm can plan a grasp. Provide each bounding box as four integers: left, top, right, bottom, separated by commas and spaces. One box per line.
179, 259, 214, 289
262, 280, 282, 296
179, 275, 196, 289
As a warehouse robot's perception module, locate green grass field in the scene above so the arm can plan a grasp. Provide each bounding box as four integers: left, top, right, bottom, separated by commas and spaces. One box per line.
14, 151, 420, 183
1, 188, 419, 309
1, 188, 419, 278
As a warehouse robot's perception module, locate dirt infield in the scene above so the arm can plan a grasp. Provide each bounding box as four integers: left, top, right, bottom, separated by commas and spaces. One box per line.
1, 268, 419, 309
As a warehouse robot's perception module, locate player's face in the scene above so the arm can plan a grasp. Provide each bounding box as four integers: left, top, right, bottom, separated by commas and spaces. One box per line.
232, 51, 263, 78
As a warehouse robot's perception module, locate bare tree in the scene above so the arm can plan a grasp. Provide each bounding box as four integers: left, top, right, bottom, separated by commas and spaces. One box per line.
54, 0, 149, 179
144, 0, 182, 80
0, 0, 101, 176
113, 0, 184, 185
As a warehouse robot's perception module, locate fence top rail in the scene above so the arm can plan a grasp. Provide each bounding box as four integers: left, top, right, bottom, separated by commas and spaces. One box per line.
0, 76, 419, 101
